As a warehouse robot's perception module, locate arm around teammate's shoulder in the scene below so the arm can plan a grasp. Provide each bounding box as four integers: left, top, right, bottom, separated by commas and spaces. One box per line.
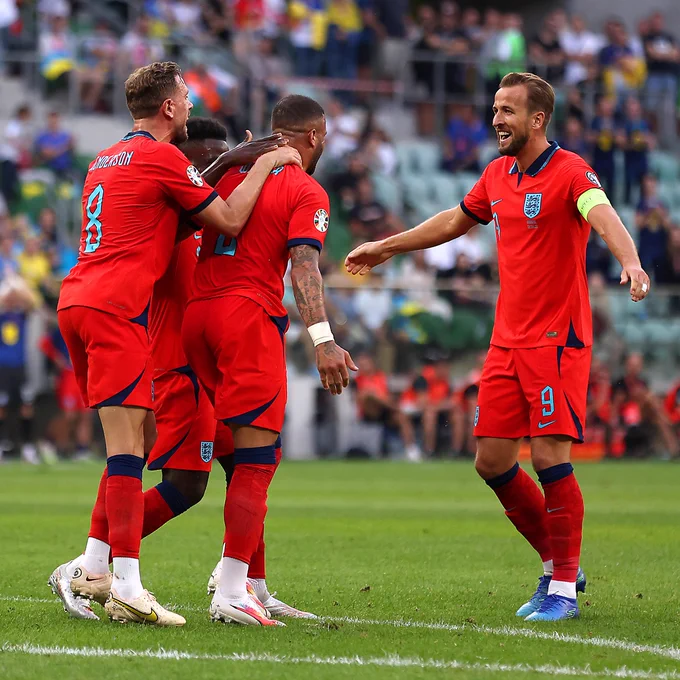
194, 146, 302, 238
345, 205, 478, 276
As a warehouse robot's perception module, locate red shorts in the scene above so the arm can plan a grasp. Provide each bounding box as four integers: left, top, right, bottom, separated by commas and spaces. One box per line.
147, 367, 219, 471
474, 345, 591, 441
56, 368, 87, 413
182, 296, 288, 433
58, 306, 153, 409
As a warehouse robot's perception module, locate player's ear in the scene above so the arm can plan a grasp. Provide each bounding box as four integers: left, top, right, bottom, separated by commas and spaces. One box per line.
308, 128, 317, 149
162, 98, 174, 119
533, 112, 544, 129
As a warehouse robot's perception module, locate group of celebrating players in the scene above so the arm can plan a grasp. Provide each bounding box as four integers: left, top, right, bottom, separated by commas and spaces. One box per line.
49, 62, 650, 627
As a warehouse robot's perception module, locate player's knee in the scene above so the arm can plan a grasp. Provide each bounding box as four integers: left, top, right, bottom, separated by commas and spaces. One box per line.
162, 469, 209, 508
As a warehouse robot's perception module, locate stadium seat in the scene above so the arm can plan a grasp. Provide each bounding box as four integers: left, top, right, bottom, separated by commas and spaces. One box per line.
650, 151, 679, 183
478, 141, 498, 168
430, 173, 461, 210
621, 322, 647, 351
411, 140, 442, 175
402, 172, 431, 207
454, 171, 479, 195
616, 206, 637, 240
395, 142, 415, 177
371, 173, 403, 214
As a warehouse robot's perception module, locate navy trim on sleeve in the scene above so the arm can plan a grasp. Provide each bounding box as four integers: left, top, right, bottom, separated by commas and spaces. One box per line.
288, 237, 323, 251
459, 200, 490, 225
187, 190, 219, 216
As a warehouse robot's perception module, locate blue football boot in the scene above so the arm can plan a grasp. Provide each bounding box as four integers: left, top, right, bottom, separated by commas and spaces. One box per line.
515, 567, 586, 618
524, 593, 579, 621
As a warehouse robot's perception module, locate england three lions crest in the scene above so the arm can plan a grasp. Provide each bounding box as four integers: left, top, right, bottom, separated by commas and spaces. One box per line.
523, 193, 542, 219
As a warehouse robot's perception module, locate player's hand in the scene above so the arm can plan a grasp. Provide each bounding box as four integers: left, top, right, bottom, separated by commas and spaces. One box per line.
345, 240, 391, 276
260, 145, 302, 170
315, 341, 358, 395
620, 264, 650, 302
229, 132, 287, 166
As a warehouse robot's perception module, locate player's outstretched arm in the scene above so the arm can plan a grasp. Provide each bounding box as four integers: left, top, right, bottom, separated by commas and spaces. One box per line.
345, 205, 478, 276
290, 244, 358, 395
194, 146, 302, 238
586, 203, 651, 302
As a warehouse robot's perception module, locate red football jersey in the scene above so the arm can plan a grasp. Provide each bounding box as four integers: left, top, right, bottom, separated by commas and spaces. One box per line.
58, 131, 217, 320
462, 142, 598, 349
150, 231, 202, 372
193, 164, 330, 318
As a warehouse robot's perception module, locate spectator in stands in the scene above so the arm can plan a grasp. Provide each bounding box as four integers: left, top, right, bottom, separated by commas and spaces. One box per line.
0, 104, 32, 205
0, 275, 39, 463
361, 126, 397, 177
397, 356, 456, 460
643, 11, 680, 139
636, 174, 671, 277
560, 115, 589, 160
615, 353, 678, 458
37, 206, 59, 250
38, 14, 75, 93
479, 8, 502, 98
442, 104, 486, 173
331, 151, 368, 210
17, 232, 51, 297
326, 0, 363, 83
411, 4, 440, 135
353, 351, 397, 456
560, 14, 603, 86
325, 97, 361, 160
393, 250, 451, 319
0, 233, 19, 280
167, 0, 205, 41
288, 0, 327, 77
658, 226, 680, 285
460, 7, 483, 49
494, 13, 526, 82
437, 2, 470, 95
372, 0, 409, 79
120, 14, 166, 73
529, 14, 565, 84
451, 351, 484, 457
40, 322, 93, 459
202, 0, 233, 42
599, 19, 646, 101
618, 96, 654, 204
588, 96, 618, 195
34, 111, 75, 177
78, 20, 118, 113
663, 378, 680, 445
348, 175, 404, 243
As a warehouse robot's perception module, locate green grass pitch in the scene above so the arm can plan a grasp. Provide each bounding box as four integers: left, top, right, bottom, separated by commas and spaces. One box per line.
1, 460, 679, 679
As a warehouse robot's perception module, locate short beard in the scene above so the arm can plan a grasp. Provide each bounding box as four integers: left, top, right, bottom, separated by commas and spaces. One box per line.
174, 124, 188, 145
307, 147, 324, 176
498, 130, 530, 157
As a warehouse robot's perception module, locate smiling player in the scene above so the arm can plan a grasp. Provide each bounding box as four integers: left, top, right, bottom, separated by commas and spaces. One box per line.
345, 72, 650, 622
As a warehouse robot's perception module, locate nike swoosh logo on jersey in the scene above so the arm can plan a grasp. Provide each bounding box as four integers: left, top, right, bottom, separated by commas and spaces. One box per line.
537, 420, 556, 429
491, 199, 503, 206
547, 507, 565, 513
111, 597, 158, 623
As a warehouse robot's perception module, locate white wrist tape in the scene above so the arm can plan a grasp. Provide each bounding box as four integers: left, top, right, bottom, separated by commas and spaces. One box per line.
308, 321, 334, 346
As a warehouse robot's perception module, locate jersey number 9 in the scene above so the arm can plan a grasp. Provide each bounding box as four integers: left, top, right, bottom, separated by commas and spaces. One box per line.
84, 184, 104, 253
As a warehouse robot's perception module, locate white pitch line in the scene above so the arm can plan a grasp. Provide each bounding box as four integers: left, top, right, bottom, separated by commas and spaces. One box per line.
1, 641, 679, 679
4, 595, 680, 663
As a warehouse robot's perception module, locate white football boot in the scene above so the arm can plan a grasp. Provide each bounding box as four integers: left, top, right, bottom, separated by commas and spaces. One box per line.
207, 558, 221, 595
249, 579, 318, 619
105, 589, 186, 626
210, 589, 284, 627
48, 557, 107, 620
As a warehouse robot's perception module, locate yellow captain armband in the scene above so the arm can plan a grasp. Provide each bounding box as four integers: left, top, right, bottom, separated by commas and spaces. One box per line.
577, 188, 611, 221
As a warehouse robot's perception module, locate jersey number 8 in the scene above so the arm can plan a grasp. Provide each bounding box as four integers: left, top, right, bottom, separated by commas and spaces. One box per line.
84, 184, 104, 253
214, 234, 237, 256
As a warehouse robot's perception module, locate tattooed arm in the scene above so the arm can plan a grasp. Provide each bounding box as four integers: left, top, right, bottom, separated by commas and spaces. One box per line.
290, 245, 357, 395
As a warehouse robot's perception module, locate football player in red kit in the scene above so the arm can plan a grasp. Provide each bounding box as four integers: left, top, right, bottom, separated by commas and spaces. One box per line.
183, 95, 357, 626
346, 73, 650, 622
51, 61, 301, 626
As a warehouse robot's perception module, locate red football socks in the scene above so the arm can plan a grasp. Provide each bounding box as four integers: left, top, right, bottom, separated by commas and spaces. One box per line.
88, 468, 109, 543
106, 455, 144, 559
538, 463, 584, 583
142, 481, 192, 538
485, 463, 553, 563
248, 526, 267, 580
223, 445, 278, 564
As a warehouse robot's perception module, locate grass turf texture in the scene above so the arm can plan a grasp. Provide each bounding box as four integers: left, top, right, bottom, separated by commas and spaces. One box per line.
0, 461, 679, 680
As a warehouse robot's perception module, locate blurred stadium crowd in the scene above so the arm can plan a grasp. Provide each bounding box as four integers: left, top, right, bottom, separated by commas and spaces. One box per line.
2, 0, 680, 462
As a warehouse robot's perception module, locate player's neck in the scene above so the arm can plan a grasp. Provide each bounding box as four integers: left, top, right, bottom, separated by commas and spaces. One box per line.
131, 119, 174, 144
514, 137, 551, 174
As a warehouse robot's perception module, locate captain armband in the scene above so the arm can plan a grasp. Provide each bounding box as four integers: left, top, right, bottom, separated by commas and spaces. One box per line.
577, 188, 611, 221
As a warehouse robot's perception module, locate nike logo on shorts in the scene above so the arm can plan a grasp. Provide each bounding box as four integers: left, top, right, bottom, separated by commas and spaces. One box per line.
547, 507, 564, 513
537, 420, 556, 429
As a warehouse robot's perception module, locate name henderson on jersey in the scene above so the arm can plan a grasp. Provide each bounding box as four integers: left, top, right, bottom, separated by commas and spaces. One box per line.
89, 150, 135, 171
